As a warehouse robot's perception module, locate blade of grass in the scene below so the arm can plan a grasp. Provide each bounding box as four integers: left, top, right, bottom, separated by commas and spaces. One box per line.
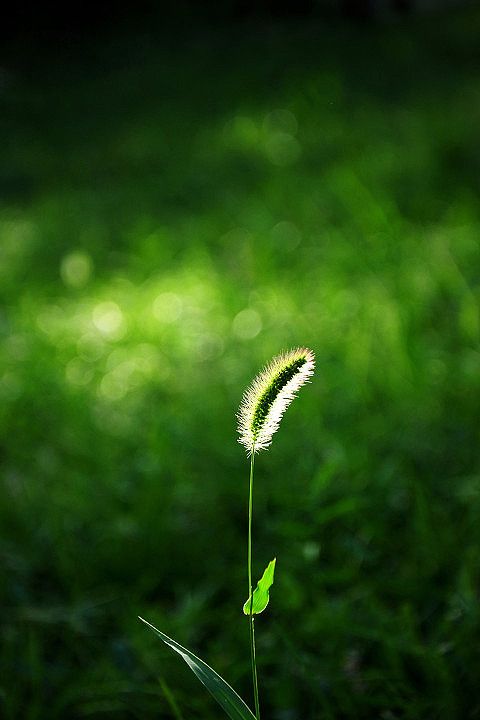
139, 617, 256, 720
158, 676, 185, 720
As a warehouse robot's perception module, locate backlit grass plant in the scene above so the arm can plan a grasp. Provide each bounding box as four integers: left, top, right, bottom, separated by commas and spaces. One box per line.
140, 347, 315, 719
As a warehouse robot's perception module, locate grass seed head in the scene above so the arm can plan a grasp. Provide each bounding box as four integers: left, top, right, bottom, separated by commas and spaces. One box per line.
237, 347, 315, 455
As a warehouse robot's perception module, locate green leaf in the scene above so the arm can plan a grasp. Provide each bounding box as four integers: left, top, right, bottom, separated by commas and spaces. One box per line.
139, 617, 256, 720
243, 558, 276, 615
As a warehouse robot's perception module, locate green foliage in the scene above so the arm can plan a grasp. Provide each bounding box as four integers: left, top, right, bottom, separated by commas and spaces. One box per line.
1, 5, 480, 719
243, 559, 276, 616
139, 618, 256, 720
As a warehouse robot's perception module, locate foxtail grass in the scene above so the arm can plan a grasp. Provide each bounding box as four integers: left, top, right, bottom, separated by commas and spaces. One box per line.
140, 347, 315, 720
237, 348, 315, 718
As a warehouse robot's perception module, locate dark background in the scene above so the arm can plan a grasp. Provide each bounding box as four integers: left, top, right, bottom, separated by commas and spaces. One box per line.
1, 1, 479, 718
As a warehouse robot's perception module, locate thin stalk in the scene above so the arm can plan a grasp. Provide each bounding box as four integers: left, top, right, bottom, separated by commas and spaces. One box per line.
248, 450, 261, 720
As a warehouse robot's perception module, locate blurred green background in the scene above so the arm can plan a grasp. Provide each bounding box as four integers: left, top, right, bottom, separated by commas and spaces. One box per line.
1, 3, 480, 719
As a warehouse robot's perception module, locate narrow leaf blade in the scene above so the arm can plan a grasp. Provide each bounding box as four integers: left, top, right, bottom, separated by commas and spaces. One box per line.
139, 617, 256, 720
243, 558, 276, 615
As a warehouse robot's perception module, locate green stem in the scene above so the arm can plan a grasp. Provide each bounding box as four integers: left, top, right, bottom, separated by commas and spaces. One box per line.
248, 450, 261, 720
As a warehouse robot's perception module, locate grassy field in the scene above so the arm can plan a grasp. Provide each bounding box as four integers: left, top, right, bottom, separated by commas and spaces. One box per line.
1, 7, 480, 719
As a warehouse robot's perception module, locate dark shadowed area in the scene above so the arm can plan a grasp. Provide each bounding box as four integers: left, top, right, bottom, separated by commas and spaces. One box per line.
1, 2, 479, 718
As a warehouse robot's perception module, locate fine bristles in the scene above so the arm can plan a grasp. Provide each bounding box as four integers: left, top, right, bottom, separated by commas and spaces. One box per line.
237, 347, 315, 455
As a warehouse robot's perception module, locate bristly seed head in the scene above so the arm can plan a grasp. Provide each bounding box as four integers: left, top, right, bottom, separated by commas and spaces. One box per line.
237, 347, 315, 455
